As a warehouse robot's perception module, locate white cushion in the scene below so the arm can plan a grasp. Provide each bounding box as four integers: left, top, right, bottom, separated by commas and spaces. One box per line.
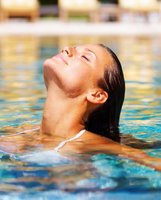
59, 0, 99, 11
119, 0, 159, 11
1, 0, 38, 9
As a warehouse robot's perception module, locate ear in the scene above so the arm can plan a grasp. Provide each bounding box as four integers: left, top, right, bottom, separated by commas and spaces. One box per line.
87, 89, 108, 105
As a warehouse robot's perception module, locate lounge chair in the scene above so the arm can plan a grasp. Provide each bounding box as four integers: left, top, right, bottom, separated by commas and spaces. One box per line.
0, 0, 39, 21
58, 0, 100, 22
119, 0, 160, 20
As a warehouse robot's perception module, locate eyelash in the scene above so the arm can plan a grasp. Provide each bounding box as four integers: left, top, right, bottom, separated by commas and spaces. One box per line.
82, 55, 90, 61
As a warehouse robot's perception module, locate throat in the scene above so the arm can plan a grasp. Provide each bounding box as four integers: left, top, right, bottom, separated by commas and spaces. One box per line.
41, 113, 85, 139
40, 96, 85, 138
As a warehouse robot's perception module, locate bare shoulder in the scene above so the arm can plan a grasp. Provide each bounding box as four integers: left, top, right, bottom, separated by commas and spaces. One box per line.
81, 131, 148, 160
76, 130, 119, 153
0, 124, 40, 153
1, 123, 39, 136
80, 131, 144, 155
83, 130, 115, 144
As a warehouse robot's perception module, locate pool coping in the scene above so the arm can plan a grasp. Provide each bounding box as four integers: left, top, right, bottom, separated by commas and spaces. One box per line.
0, 20, 161, 36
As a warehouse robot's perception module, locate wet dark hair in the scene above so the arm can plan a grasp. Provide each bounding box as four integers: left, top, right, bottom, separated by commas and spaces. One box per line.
85, 44, 125, 142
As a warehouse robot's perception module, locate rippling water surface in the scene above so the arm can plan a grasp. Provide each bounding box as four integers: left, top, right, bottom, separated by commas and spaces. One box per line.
0, 36, 161, 199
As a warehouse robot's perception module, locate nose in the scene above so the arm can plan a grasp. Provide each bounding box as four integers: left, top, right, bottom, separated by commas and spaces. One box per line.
62, 46, 75, 57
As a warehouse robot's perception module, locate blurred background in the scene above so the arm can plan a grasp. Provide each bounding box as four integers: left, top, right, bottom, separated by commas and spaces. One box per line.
0, 0, 161, 22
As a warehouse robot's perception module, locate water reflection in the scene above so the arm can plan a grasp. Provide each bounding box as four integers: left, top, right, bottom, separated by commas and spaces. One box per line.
117, 37, 161, 139
0, 36, 40, 91
119, 37, 161, 83
0, 36, 43, 127
115, 37, 161, 107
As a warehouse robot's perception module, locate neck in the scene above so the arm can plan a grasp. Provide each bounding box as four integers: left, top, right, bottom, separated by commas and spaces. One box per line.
40, 88, 86, 139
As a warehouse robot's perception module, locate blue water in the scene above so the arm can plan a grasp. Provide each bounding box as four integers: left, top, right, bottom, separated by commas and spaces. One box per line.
0, 36, 161, 199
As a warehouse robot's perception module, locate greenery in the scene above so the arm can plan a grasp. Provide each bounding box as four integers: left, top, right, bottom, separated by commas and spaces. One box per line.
39, 0, 58, 5
39, 0, 118, 5
99, 0, 118, 3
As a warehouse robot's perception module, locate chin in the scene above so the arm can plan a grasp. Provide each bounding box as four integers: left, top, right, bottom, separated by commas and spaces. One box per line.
43, 58, 64, 89
43, 58, 55, 69
43, 58, 56, 80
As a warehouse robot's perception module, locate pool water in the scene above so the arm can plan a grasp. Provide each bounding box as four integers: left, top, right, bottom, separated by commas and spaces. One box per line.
0, 36, 161, 200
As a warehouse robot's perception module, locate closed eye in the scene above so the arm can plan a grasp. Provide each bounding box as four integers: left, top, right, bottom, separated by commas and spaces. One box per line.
82, 55, 90, 61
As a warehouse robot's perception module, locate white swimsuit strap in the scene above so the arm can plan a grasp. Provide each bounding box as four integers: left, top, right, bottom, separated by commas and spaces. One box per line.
54, 129, 86, 152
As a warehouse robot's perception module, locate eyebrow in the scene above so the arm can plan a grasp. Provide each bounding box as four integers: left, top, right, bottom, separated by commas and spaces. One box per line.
85, 48, 97, 59
75, 46, 97, 60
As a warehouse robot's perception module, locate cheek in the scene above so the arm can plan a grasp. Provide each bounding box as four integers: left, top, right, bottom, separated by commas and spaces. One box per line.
67, 62, 91, 82
62, 64, 92, 95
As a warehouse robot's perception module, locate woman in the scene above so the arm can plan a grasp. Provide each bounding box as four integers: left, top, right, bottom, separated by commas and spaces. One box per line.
1, 44, 161, 170
39, 44, 161, 170
41, 44, 124, 142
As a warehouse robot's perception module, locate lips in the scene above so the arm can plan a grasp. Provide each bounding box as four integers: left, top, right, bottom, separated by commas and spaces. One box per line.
55, 54, 68, 65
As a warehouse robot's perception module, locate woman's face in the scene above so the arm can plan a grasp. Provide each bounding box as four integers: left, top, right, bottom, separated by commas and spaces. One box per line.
43, 44, 112, 97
